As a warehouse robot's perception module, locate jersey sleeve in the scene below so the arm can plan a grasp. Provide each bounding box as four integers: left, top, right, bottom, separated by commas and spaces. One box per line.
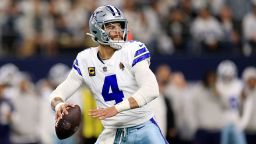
126, 41, 151, 68
72, 54, 83, 77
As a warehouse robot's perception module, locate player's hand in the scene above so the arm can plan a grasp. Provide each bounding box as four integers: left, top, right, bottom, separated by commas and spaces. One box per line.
55, 103, 75, 122
89, 106, 118, 120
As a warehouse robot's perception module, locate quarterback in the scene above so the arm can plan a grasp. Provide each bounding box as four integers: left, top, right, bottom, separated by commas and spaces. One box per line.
49, 5, 168, 144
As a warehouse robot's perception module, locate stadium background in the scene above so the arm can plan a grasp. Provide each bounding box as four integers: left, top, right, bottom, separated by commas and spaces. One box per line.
0, 0, 256, 144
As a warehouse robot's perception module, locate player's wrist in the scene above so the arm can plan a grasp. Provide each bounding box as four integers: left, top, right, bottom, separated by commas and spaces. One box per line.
50, 97, 64, 111
115, 99, 130, 112
55, 102, 65, 112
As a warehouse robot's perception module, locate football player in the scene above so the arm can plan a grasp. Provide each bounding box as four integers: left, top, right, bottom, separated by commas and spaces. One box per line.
216, 60, 246, 144
49, 5, 168, 144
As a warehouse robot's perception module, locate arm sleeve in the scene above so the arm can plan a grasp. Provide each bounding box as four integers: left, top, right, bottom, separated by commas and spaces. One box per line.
48, 69, 84, 103
131, 60, 160, 107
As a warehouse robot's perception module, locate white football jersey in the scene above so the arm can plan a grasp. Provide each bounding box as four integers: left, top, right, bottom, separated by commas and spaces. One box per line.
216, 79, 243, 125
72, 40, 154, 128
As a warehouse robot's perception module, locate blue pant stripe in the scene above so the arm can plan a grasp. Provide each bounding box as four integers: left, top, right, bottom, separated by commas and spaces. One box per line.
150, 118, 169, 144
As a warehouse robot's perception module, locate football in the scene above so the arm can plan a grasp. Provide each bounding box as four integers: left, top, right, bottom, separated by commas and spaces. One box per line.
55, 105, 82, 140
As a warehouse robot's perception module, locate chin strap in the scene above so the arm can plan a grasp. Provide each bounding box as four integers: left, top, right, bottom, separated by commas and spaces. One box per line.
87, 32, 125, 49
110, 41, 125, 49
86, 33, 96, 41
86, 33, 94, 37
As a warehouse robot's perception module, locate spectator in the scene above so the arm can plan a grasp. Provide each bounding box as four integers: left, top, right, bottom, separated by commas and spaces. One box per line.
191, 6, 224, 54
210, 0, 225, 16
17, 0, 55, 57
10, 74, 41, 144
132, 7, 160, 53
64, 0, 88, 48
0, 83, 14, 144
225, 0, 251, 24
1, 0, 21, 57
152, 64, 176, 143
163, 7, 189, 54
165, 72, 194, 144
242, 2, 256, 56
219, 6, 241, 55
192, 70, 222, 144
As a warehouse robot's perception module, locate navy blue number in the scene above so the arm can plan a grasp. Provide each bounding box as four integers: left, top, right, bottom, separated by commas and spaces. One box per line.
102, 75, 124, 104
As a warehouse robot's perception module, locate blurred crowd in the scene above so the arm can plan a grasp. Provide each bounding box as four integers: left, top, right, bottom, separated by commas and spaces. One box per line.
1, 0, 256, 57
0, 60, 256, 144
0, 62, 103, 144
154, 61, 256, 144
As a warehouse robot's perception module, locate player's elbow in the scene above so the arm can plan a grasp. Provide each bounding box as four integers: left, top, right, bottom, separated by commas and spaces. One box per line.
134, 68, 160, 106
132, 83, 159, 107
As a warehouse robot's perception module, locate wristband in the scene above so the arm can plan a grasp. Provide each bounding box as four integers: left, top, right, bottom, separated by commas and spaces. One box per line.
115, 99, 130, 112
55, 102, 65, 112
50, 96, 64, 111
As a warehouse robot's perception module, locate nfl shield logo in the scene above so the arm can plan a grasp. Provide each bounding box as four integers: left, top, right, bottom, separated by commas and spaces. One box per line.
103, 67, 107, 72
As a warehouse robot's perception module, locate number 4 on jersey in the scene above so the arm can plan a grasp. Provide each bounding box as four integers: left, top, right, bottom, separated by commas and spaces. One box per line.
102, 75, 124, 104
